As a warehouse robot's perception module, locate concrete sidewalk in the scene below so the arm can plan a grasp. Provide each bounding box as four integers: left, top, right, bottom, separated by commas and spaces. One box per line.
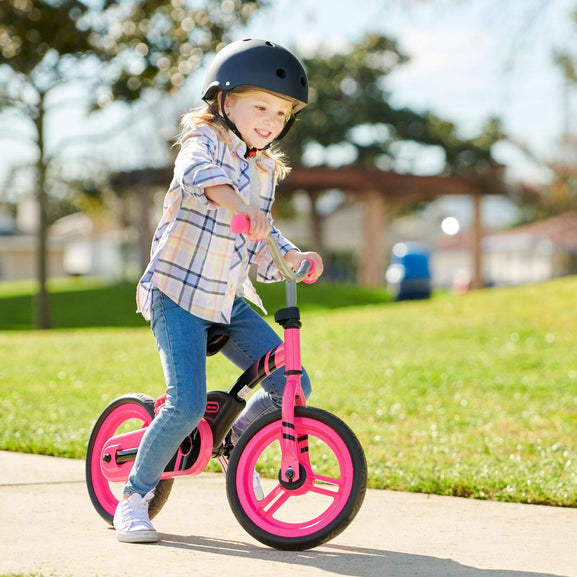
0, 450, 575, 577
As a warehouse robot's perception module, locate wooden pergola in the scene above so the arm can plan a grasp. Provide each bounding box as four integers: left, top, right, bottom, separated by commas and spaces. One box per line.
113, 165, 507, 289
280, 166, 506, 288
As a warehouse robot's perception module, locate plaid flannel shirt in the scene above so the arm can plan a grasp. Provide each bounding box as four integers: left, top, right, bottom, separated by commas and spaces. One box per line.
136, 125, 297, 324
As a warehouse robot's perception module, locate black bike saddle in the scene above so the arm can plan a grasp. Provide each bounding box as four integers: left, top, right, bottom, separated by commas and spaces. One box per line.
206, 326, 230, 356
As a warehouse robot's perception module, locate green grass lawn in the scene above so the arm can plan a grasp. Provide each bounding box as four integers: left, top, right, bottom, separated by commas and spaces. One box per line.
0, 276, 392, 330
1, 276, 576, 506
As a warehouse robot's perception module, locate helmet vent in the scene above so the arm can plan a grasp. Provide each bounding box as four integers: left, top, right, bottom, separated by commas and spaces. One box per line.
265, 41, 275, 47
276, 68, 287, 79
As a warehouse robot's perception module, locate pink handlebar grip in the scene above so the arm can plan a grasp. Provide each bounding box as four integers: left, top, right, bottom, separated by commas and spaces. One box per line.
301, 258, 317, 284
231, 214, 251, 235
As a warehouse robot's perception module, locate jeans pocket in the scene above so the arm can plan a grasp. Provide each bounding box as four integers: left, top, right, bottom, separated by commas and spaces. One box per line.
150, 288, 162, 313
150, 288, 181, 325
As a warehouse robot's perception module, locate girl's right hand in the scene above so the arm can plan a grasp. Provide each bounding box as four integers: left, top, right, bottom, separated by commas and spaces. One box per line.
236, 206, 270, 242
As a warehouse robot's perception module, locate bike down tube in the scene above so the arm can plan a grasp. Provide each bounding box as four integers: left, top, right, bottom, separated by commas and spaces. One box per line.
229, 345, 286, 401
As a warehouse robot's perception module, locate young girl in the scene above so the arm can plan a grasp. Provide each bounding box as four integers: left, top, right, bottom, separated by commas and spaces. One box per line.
113, 39, 323, 543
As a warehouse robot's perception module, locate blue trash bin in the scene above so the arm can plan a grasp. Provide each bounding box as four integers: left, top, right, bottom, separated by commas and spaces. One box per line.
385, 242, 431, 301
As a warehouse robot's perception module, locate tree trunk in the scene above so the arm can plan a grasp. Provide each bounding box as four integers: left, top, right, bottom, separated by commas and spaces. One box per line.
35, 94, 51, 329
136, 184, 152, 273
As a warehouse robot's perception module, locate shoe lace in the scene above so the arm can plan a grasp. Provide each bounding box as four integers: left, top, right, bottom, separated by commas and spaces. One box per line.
121, 493, 153, 527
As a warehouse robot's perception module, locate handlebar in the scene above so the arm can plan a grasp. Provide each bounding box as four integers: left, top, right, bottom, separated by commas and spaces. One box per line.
231, 214, 316, 283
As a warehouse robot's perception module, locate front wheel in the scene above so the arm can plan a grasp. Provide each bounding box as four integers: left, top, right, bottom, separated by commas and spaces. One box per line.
226, 406, 367, 550
85, 393, 173, 524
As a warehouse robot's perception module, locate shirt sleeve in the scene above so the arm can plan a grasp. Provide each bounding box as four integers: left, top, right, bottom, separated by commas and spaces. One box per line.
175, 127, 236, 208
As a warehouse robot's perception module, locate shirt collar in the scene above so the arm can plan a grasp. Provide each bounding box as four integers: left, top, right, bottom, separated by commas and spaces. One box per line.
228, 130, 248, 157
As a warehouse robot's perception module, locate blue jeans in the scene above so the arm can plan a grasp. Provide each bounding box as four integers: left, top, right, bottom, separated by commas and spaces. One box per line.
125, 289, 311, 496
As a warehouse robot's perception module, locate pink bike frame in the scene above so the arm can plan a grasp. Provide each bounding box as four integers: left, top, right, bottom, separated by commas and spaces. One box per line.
98, 215, 314, 486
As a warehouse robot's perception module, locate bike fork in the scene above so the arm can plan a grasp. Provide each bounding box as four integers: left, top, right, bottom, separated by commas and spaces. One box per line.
280, 370, 305, 484
275, 298, 307, 484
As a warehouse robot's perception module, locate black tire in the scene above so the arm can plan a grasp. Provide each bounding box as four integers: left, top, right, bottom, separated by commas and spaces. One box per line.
85, 393, 174, 524
226, 406, 367, 550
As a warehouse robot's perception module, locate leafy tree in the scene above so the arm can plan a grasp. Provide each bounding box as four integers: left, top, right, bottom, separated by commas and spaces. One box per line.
279, 33, 503, 253
0, 0, 265, 328
548, 40, 577, 216
284, 33, 501, 173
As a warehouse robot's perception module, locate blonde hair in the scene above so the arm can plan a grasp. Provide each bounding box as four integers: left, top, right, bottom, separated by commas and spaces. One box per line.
177, 92, 291, 181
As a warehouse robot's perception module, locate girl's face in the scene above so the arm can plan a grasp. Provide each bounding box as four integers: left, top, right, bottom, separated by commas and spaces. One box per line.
224, 90, 292, 150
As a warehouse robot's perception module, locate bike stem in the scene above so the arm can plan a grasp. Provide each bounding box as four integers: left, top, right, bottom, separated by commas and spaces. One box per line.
285, 278, 297, 308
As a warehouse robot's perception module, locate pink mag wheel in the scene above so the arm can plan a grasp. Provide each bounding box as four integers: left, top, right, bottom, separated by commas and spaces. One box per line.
226, 406, 367, 550
85, 393, 173, 524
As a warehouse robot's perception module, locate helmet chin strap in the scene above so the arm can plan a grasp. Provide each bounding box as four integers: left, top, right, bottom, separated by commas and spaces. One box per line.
218, 91, 244, 142
210, 91, 295, 156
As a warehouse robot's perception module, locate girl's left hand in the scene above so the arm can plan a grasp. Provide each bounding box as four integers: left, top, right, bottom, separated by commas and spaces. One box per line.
285, 250, 324, 283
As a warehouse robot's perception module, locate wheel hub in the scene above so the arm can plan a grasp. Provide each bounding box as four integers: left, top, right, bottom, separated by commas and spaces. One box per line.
278, 463, 307, 490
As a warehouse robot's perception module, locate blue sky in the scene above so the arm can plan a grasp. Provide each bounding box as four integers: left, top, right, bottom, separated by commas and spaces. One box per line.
241, 0, 577, 185
1, 0, 575, 216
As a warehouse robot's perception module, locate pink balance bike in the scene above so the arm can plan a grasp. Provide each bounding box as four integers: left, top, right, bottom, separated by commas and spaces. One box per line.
85, 215, 367, 550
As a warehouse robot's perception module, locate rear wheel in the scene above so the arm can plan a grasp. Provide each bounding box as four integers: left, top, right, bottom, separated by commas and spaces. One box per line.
85, 393, 173, 524
226, 406, 367, 550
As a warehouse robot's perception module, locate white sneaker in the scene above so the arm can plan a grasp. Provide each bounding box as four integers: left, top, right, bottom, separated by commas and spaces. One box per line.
114, 491, 158, 543
253, 470, 264, 501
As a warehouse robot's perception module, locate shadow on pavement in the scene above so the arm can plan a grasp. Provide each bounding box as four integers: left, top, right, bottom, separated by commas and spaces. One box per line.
157, 534, 564, 577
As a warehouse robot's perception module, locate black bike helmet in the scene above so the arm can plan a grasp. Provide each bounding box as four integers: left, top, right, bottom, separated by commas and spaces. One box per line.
201, 39, 308, 144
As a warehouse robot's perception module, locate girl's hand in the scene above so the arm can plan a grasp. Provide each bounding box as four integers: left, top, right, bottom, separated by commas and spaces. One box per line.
236, 206, 271, 242
285, 250, 324, 283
